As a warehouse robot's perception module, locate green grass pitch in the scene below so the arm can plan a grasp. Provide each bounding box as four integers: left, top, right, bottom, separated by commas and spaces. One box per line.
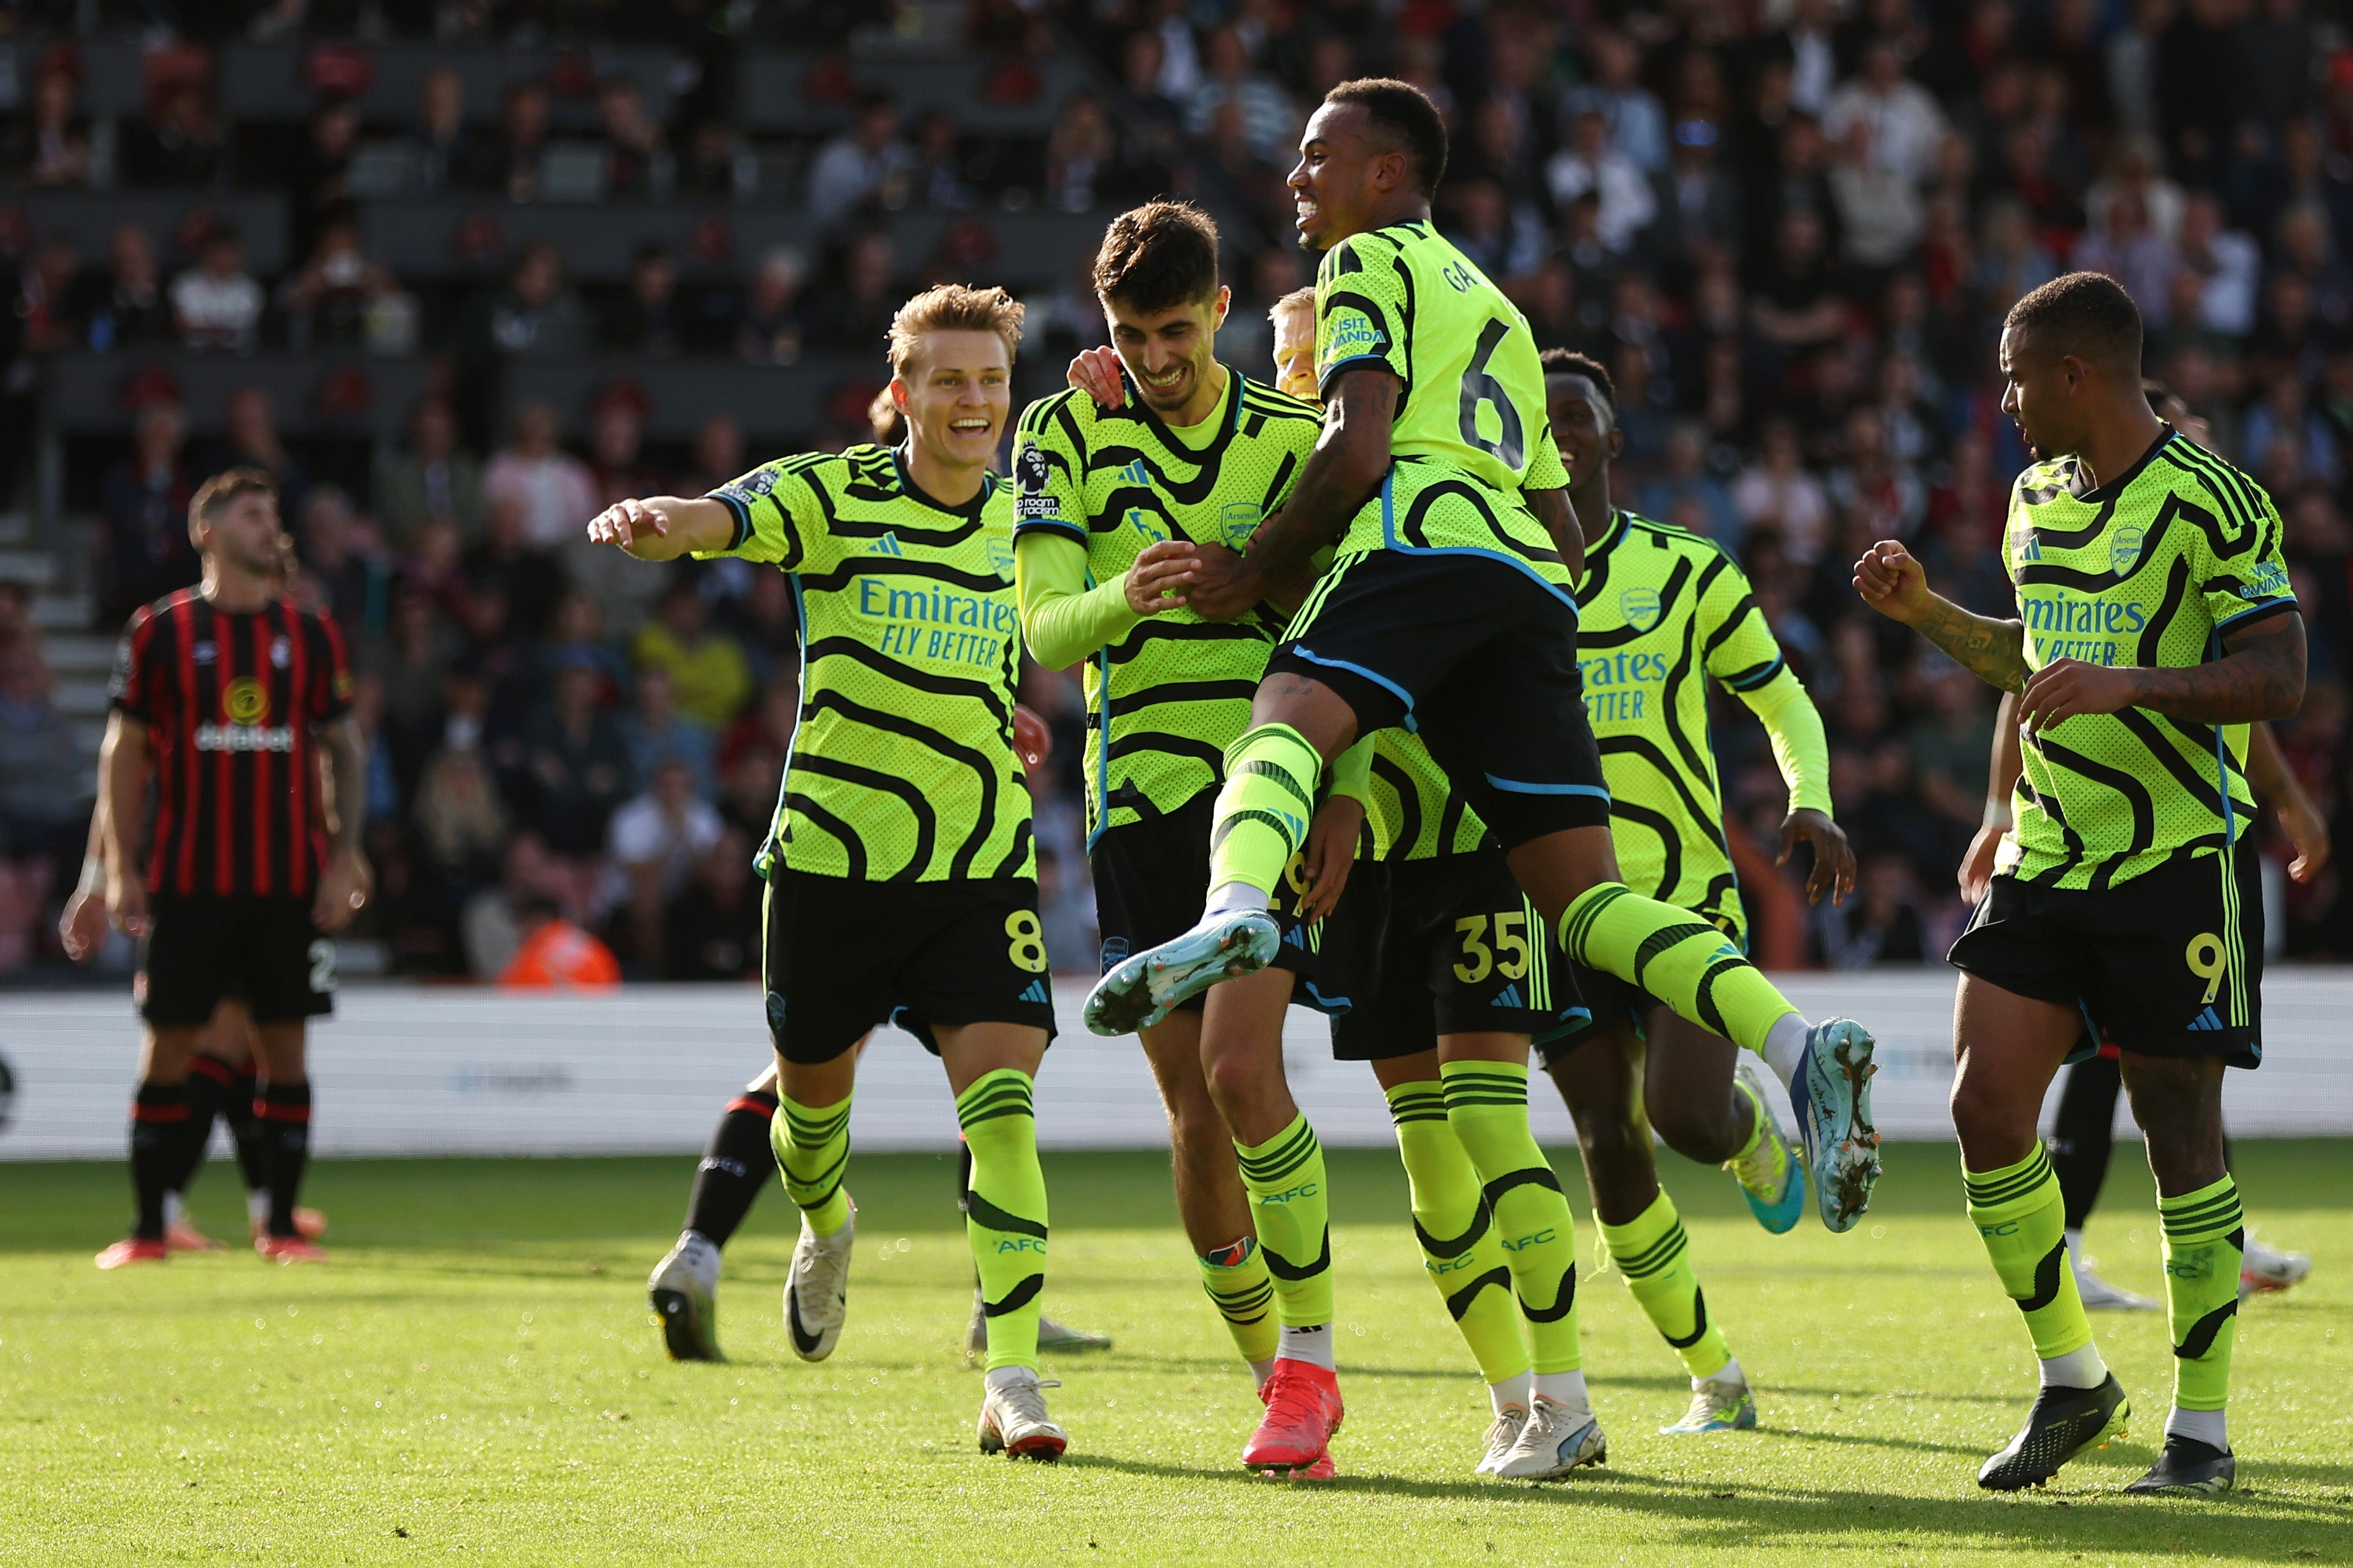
4, 1140, 2348, 1565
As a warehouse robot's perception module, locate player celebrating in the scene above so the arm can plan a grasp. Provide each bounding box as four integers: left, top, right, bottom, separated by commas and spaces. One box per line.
1857, 272, 2305, 1496
1529, 348, 1846, 1438
1086, 79, 1880, 1248
93, 468, 368, 1268
586, 284, 1069, 1461
1015, 202, 1349, 1471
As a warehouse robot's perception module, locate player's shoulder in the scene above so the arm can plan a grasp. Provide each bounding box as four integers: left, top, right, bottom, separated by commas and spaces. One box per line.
1017, 386, 1095, 442
126, 586, 200, 635
1621, 508, 1737, 570
1321, 221, 1421, 275
1235, 375, 1322, 426
2142, 432, 2277, 529
717, 445, 857, 506
2010, 453, 2078, 505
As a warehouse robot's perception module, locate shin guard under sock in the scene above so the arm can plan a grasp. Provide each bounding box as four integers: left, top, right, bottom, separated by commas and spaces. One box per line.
1197, 1237, 1280, 1368
1208, 725, 1322, 905
773, 1092, 852, 1235
1965, 1147, 2098, 1371
958, 1069, 1049, 1373
1440, 1060, 1581, 1374
1386, 1080, 1529, 1385
1234, 1112, 1334, 1329
2159, 1176, 2243, 1416
1598, 1189, 1733, 1382
1560, 883, 1801, 1054
685, 1090, 779, 1246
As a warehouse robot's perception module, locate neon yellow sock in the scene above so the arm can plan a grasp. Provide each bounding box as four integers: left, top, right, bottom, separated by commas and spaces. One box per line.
1559, 883, 1800, 1054
2159, 1176, 2243, 1413
1196, 1239, 1280, 1368
1598, 1189, 1733, 1382
1386, 1080, 1530, 1385
1209, 724, 1321, 900
1965, 1146, 2092, 1360
958, 1070, 1049, 1373
1234, 1112, 1332, 1327
774, 1091, 852, 1235
1440, 1060, 1580, 1374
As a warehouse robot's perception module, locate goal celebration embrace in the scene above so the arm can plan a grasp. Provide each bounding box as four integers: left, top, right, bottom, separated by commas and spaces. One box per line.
15, 7, 2347, 1559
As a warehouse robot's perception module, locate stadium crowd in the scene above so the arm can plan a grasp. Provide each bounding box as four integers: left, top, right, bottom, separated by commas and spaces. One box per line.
0, 0, 2350, 978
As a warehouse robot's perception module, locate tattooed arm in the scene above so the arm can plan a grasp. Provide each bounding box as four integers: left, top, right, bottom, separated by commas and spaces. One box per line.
1852, 539, 2032, 692
2015, 611, 2306, 731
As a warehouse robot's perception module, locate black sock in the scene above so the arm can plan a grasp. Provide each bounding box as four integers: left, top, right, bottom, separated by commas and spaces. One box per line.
129, 1082, 192, 1241
258, 1081, 313, 1238
226, 1065, 268, 1195
958, 1136, 978, 1294
175, 1057, 235, 1201
682, 1090, 779, 1246
2048, 1051, 2122, 1232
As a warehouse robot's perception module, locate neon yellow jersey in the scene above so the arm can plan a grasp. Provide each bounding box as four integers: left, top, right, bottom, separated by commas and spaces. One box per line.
698, 444, 1032, 883
1358, 732, 1490, 862
1573, 510, 1796, 942
1998, 428, 2298, 890
1011, 369, 1323, 837
1313, 220, 1570, 585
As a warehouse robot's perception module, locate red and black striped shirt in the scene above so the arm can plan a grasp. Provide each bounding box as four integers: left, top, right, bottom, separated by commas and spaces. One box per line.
110, 590, 354, 898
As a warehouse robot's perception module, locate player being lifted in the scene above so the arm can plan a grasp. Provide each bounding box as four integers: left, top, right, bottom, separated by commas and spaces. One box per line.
1528, 348, 1847, 1442
92, 469, 366, 1268
1087, 82, 1881, 1298
585, 285, 1069, 1461
1857, 272, 2305, 1496
1014, 203, 1359, 1472
1253, 288, 1607, 1479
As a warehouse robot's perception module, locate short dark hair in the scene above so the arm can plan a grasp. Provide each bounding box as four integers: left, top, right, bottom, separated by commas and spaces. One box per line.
2005, 270, 2142, 378
1323, 77, 1448, 197
1541, 347, 1617, 426
189, 466, 277, 541
1093, 201, 1222, 313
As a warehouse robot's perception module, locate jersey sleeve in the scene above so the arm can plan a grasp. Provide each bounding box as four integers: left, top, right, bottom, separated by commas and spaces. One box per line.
107, 607, 159, 721
1523, 423, 1569, 492
1016, 532, 1139, 669
1695, 550, 1787, 693
2200, 484, 2298, 633
310, 609, 354, 723
1011, 396, 1089, 545
698, 458, 830, 572
1316, 234, 1409, 394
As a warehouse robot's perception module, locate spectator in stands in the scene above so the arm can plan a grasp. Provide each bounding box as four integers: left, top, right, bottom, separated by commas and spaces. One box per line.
1733, 417, 1833, 564
597, 77, 669, 197
632, 578, 751, 732
519, 652, 634, 861
205, 386, 310, 518
618, 664, 715, 800
18, 237, 82, 355
609, 755, 723, 970
602, 244, 682, 357
680, 411, 746, 497
491, 80, 552, 202
1548, 109, 1655, 255
0, 640, 93, 909
8, 66, 91, 188
1187, 26, 1295, 162
1829, 121, 1924, 269
413, 66, 492, 194
475, 240, 592, 360
587, 383, 661, 506
378, 395, 487, 548
908, 108, 976, 211
83, 226, 175, 352
465, 494, 566, 642
1815, 851, 1928, 968
1563, 27, 1669, 176
734, 247, 807, 364
413, 742, 509, 912
2175, 189, 2260, 338
661, 826, 760, 981
277, 218, 399, 351
1636, 421, 1743, 550
1823, 39, 1949, 190
808, 90, 911, 223
288, 97, 360, 261
169, 228, 264, 352
97, 400, 196, 623
805, 230, 898, 352
122, 79, 222, 188
483, 401, 597, 550
296, 485, 392, 645
498, 892, 621, 989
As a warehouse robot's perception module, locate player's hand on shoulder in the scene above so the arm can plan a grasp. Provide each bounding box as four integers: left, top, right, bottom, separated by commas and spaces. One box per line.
2017, 659, 2140, 733
1067, 346, 1126, 410
1125, 540, 1200, 616
1179, 543, 1261, 621
1777, 807, 1856, 906
1852, 540, 1930, 624
586, 497, 671, 551
1296, 794, 1364, 921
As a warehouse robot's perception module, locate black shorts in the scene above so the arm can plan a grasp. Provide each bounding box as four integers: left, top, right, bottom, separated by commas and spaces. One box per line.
1948, 840, 2263, 1067
1090, 791, 1323, 1016
1318, 850, 1584, 1060
762, 869, 1059, 1065
1269, 545, 1610, 851
138, 894, 335, 1027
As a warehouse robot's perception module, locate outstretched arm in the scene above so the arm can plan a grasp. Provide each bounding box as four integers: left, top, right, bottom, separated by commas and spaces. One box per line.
584, 496, 736, 562
1853, 539, 2031, 692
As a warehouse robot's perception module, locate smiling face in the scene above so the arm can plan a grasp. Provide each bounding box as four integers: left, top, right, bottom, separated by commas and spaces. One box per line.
1271, 298, 1317, 400
1287, 101, 1392, 251
1104, 289, 1230, 419
893, 327, 1011, 473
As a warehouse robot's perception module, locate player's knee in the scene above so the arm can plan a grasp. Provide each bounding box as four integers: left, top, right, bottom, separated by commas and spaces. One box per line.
1947, 1069, 2034, 1153
1647, 1090, 1740, 1164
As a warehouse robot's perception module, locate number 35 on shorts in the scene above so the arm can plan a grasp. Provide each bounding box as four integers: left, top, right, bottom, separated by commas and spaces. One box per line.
1454, 910, 1530, 984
